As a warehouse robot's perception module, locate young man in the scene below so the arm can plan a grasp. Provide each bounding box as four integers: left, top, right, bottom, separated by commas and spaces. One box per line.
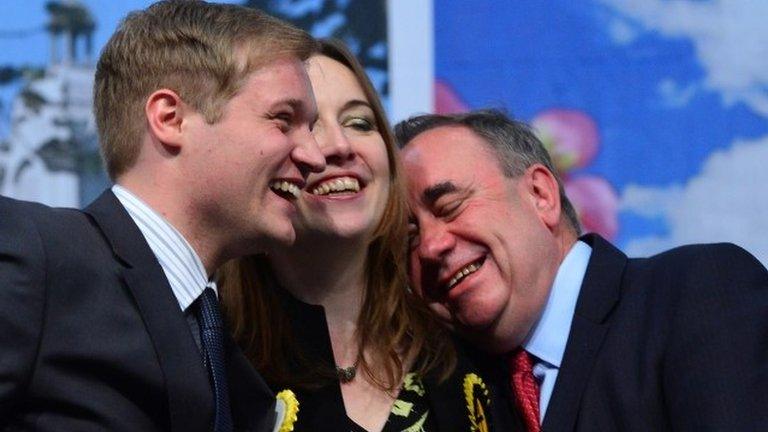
0, 1, 324, 431
397, 109, 768, 431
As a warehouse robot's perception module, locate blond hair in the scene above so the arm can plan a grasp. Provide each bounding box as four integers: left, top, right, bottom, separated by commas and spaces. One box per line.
94, 0, 316, 179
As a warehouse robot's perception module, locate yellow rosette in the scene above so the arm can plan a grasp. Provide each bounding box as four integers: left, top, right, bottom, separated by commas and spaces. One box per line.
274, 389, 299, 432
463, 373, 490, 432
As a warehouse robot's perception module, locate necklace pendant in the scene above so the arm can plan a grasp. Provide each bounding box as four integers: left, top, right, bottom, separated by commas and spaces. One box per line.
336, 365, 356, 383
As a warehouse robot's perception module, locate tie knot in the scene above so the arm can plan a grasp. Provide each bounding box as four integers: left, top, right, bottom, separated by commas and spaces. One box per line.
508, 348, 541, 432
202, 286, 217, 301
510, 348, 535, 374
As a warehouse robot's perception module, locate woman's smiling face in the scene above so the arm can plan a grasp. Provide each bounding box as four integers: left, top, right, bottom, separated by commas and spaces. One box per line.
294, 54, 391, 242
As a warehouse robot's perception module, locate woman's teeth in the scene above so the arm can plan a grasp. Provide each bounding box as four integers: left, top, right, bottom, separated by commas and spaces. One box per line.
269, 180, 301, 198
311, 177, 360, 195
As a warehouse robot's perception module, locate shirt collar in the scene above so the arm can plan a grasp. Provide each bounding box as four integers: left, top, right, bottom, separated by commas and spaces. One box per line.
523, 240, 592, 368
112, 184, 216, 311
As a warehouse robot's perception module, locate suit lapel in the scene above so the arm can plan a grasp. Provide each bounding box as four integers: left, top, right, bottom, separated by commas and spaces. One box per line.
85, 191, 213, 432
542, 235, 626, 431
226, 335, 276, 432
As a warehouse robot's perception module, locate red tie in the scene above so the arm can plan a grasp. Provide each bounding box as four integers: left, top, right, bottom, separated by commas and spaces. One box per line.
510, 349, 541, 432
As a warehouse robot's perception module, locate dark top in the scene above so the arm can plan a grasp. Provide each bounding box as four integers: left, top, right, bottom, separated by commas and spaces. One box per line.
343, 372, 437, 432
268, 291, 517, 431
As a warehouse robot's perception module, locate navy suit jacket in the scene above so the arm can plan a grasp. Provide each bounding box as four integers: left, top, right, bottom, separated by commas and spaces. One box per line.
527, 234, 768, 431
486, 235, 768, 432
0, 191, 275, 431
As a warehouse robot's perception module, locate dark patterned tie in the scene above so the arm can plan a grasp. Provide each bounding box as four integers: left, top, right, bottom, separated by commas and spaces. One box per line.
509, 348, 541, 432
198, 287, 233, 432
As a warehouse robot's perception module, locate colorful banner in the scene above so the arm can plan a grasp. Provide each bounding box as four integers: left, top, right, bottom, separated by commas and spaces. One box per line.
1, 0, 766, 264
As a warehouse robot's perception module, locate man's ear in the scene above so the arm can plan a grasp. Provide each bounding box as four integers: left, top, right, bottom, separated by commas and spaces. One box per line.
525, 164, 563, 230
145, 89, 186, 152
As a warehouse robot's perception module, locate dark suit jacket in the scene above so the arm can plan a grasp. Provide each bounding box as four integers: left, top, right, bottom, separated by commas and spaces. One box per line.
0, 191, 276, 432
266, 292, 517, 431
528, 234, 768, 431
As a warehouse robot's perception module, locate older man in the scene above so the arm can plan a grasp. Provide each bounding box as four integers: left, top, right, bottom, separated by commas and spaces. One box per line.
397, 109, 768, 431
0, 2, 323, 431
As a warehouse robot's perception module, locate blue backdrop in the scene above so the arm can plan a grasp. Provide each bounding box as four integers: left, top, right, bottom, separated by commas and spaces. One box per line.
1, 0, 766, 263
434, 0, 768, 263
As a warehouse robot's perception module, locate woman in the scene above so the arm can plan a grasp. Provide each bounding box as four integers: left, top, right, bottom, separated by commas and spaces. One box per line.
221, 40, 507, 431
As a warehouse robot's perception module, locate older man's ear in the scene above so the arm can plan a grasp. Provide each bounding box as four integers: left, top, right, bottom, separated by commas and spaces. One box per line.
524, 163, 563, 232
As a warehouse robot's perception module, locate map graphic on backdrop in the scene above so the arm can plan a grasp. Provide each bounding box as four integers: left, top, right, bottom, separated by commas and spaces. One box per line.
434, 0, 768, 264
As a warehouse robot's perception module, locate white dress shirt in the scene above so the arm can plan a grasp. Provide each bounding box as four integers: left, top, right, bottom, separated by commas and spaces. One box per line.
112, 184, 217, 311
522, 240, 592, 423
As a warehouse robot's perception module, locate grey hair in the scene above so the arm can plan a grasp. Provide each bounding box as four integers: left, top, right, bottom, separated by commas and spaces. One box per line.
394, 109, 582, 235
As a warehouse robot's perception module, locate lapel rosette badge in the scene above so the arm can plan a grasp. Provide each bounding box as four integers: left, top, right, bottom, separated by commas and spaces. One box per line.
273, 390, 299, 432
463, 374, 491, 432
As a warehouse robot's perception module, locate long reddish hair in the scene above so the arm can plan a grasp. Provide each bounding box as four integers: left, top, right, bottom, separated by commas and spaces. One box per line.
219, 39, 456, 390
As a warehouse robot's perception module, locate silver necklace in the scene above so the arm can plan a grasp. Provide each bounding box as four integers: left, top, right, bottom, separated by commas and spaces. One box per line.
336, 364, 357, 383
336, 356, 360, 383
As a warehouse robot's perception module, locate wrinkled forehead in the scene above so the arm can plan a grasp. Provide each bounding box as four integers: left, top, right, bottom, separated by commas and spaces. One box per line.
400, 126, 500, 193
400, 138, 446, 203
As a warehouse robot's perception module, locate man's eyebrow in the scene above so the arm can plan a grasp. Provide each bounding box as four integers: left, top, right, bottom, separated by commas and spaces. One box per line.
422, 181, 458, 205
270, 98, 305, 114
274, 98, 317, 123
272, 98, 300, 108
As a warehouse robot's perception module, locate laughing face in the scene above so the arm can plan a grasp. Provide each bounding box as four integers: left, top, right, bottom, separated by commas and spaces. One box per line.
295, 55, 391, 242
182, 56, 325, 253
402, 125, 561, 351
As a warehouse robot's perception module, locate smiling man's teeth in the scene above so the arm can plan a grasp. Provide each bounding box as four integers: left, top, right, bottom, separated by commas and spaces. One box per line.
270, 180, 300, 199
447, 261, 482, 289
311, 176, 360, 195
